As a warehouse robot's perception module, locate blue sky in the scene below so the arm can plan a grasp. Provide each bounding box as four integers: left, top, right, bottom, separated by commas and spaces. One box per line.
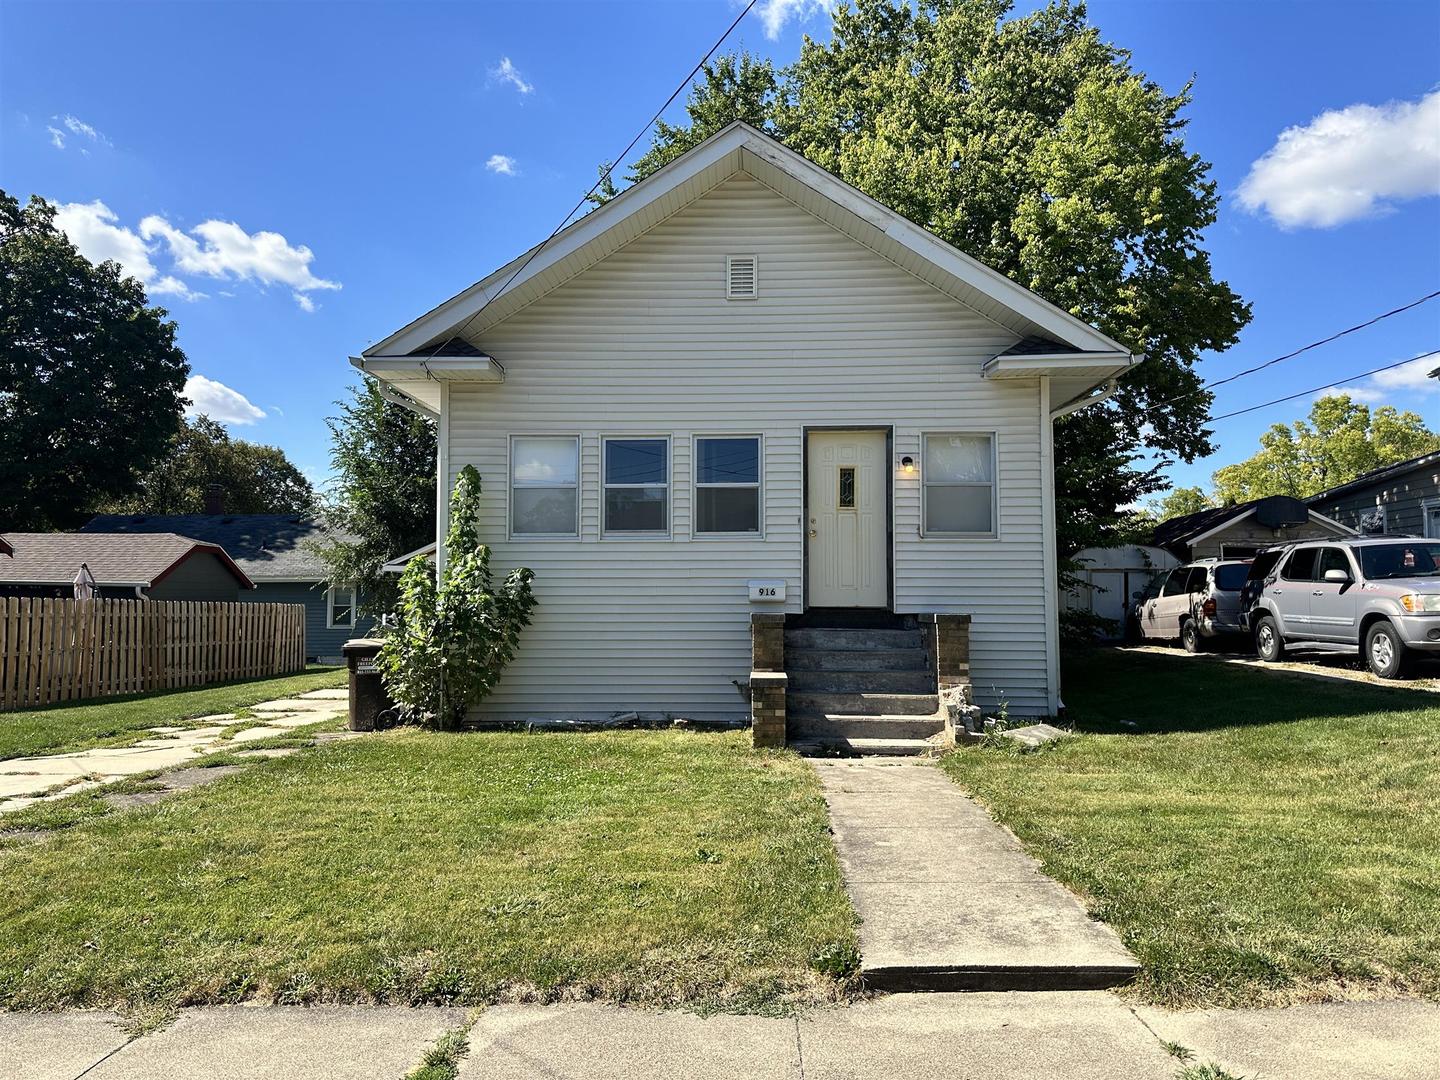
3, 0, 1437, 497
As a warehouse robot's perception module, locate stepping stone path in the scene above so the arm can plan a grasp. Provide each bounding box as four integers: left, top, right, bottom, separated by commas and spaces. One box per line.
0, 687, 355, 817
811, 756, 1139, 992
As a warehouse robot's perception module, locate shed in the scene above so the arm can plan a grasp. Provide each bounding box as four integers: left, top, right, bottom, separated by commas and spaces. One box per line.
1152, 496, 1354, 560
1064, 545, 1179, 637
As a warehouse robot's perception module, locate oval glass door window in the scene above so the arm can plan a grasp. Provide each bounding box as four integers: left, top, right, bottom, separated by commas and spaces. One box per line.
838, 466, 856, 509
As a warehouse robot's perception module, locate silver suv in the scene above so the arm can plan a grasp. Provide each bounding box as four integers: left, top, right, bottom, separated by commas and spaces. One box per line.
1247, 538, 1440, 678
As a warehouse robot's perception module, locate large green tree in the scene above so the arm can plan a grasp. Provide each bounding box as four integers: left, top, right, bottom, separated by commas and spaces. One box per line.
315, 377, 437, 615
0, 191, 189, 529
1148, 485, 1215, 522
1212, 395, 1440, 504
612, 0, 1250, 555
103, 415, 314, 515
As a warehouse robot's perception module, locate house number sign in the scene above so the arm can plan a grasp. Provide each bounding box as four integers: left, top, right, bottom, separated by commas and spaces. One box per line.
748, 580, 786, 602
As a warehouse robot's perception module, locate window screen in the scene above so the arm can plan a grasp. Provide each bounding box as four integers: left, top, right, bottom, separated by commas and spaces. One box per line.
604, 438, 668, 533
923, 434, 995, 535
695, 436, 760, 534
511, 436, 579, 536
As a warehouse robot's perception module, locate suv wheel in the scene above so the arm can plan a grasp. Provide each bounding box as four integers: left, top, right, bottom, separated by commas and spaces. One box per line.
1180, 620, 1204, 654
1254, 615, 1285, 662
1365, 621, 1411, 679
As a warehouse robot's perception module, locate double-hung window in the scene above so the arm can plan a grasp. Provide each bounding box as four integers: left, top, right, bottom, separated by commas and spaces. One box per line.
603, 437, 669, 535
923, 433, 996, 537
511, 436, 580, 537
327, 584, 357, 629
694, 436, 761, 535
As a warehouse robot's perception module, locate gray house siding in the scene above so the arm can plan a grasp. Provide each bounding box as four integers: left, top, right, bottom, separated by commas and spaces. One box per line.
147, 552, 243, 602
1189, 518, 1350, 560
243, 582, 373, 662
1311, 459, 1440, 538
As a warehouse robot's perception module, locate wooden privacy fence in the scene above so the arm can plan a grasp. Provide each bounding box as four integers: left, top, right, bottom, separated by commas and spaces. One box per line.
0, 598, 307, 711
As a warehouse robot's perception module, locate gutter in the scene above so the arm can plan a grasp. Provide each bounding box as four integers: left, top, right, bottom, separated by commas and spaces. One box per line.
1050, 377, 1120, 420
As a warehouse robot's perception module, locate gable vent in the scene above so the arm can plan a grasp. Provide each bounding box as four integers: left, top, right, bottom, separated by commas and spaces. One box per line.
726, 254, 758, 300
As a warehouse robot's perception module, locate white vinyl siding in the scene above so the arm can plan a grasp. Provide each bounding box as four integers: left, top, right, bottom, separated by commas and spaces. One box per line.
448, 174, 1054, 719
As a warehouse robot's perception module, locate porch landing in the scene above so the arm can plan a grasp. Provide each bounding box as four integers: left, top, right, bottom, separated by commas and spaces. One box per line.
811, 756, 1139, 992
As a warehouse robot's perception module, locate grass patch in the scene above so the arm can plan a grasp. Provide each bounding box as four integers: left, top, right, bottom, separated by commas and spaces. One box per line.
941, 647, 1440, 1009
0, 667, 345, 759
0, 730, 856, 1015
406, 1026, 472, 1080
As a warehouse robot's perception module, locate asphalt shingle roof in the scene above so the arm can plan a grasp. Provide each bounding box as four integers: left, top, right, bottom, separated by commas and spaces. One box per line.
81, 515, 341, 581
0, 532, 251, 588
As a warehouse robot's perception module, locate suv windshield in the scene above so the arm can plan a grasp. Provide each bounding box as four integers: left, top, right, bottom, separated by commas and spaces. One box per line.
1214, 564, 1250, 590
1358, 542, 1440, 580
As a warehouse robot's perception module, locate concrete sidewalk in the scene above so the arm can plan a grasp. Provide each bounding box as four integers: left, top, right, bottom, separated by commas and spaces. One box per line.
810, 756, 1139, 991
4, 997, 1435, 1079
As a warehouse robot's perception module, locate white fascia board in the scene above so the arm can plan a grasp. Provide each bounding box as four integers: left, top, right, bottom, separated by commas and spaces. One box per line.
982, 352, 1138, 380
361, 121, 1132, 362
380, 541, 438, 574
355, 356, 504, 382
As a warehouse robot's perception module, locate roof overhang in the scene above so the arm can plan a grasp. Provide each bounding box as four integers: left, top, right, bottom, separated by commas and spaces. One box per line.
348, 355, 504, 414
380, 541, 438, 574
357, 122, 1135, 376
983, 352, 1139, 381
1185, 507, 1357, 549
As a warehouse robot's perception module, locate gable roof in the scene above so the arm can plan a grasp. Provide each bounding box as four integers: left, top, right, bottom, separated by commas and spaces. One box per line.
0, 532, 253, 590
81, 515, 341, 581
1153, 495, 1355, 556
1305, 449, 1440, 506
355, 122, 1137, 410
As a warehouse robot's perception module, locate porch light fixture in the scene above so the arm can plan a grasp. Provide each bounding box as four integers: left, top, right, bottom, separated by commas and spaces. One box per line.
900, 456, 916, 473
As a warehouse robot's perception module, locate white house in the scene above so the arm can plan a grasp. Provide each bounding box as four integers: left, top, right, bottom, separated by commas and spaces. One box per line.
354, 122, 1139, 750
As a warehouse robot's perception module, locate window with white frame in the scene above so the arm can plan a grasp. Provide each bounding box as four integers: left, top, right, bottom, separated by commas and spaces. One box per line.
327, 584, 357, 629
603, 437, 669, 534
694, 436, 761, 534
923, 433, 996, 536
511, 436, 580, 536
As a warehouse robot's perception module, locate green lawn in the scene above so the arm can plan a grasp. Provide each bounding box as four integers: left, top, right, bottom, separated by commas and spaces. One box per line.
0, 730, 857, 1016
943, 648, 1440, 1009
0, 667, 346, 759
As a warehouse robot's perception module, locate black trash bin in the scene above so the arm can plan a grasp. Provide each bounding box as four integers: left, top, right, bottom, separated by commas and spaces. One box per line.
342, 638, 394, 731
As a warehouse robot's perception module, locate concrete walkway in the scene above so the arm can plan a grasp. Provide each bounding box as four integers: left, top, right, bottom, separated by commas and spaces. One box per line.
0, 688, 350, 814
810, 756, 1139, 991
4, 997, 1435, 1079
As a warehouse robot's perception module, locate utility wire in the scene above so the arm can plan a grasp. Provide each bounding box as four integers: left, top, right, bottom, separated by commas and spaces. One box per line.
1207, 347, 1440, 423
1142, 288, 1440, 418
413, 0, 760, 372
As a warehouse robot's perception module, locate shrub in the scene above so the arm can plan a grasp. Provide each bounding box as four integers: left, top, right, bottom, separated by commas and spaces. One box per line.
379, 465, 537, 729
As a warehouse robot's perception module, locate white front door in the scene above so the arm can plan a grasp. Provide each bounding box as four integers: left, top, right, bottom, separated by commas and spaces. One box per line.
807, 430, 889, 608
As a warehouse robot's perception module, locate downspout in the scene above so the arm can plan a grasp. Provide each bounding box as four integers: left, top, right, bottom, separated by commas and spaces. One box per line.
1049, 377, 1120, 420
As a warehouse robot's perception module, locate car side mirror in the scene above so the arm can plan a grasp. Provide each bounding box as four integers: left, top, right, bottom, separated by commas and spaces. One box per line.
1323, 568, 1351, 583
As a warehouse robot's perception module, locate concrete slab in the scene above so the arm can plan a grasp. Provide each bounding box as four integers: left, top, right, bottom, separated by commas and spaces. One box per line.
299, 688, 349, 700
227, 725, 289, 743
461, 1003, 800, 1080
86, 1006, 467, 1080
154, 766, 243, 791
813, 759, 1138, 991
232, 748, 299, 759
999, 723, 1071, 750
0, 1010, 130, 1080
1139, 999, 1440, 1080
798, 992, 1174, 1079
249, 699, 344, 714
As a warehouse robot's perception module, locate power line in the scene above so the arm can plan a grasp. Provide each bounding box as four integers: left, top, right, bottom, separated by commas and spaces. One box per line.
414, 0, 760, 370
1144, 288, 1440, 418
1207, 347, 1439, 423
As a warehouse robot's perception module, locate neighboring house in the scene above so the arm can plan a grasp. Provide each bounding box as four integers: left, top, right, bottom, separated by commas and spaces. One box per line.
0, 532, 253, 600
352, 121, 1141, 726
1153, 495, 1354, 561
82, 513, 370, 662
1305, 450, 1440, 538
1064, 544, 1179, 637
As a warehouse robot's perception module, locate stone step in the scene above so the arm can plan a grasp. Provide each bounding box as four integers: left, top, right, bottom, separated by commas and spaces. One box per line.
789, 691, 940, 718
790, 736, 940, 758
784, 628, 925, 651
784, 647, 930, 672
786, 668, 936, 694
789, 712, 947, 741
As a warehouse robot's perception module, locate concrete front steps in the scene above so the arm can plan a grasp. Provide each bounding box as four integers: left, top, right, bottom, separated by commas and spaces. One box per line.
784, 620, 949, 757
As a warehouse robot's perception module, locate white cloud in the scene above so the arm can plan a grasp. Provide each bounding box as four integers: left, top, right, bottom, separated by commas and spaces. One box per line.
47, 113, 108, 152
183, 375, 266, 425
1238, 90, 1440, 228
756, 0, 834, 39
52, 200, 202, 300
140, 215, 340, 309
485, 153, 518, 176
490, 57, 533, 95
1324, 354, 1440, 405
52, 200, 336, 309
